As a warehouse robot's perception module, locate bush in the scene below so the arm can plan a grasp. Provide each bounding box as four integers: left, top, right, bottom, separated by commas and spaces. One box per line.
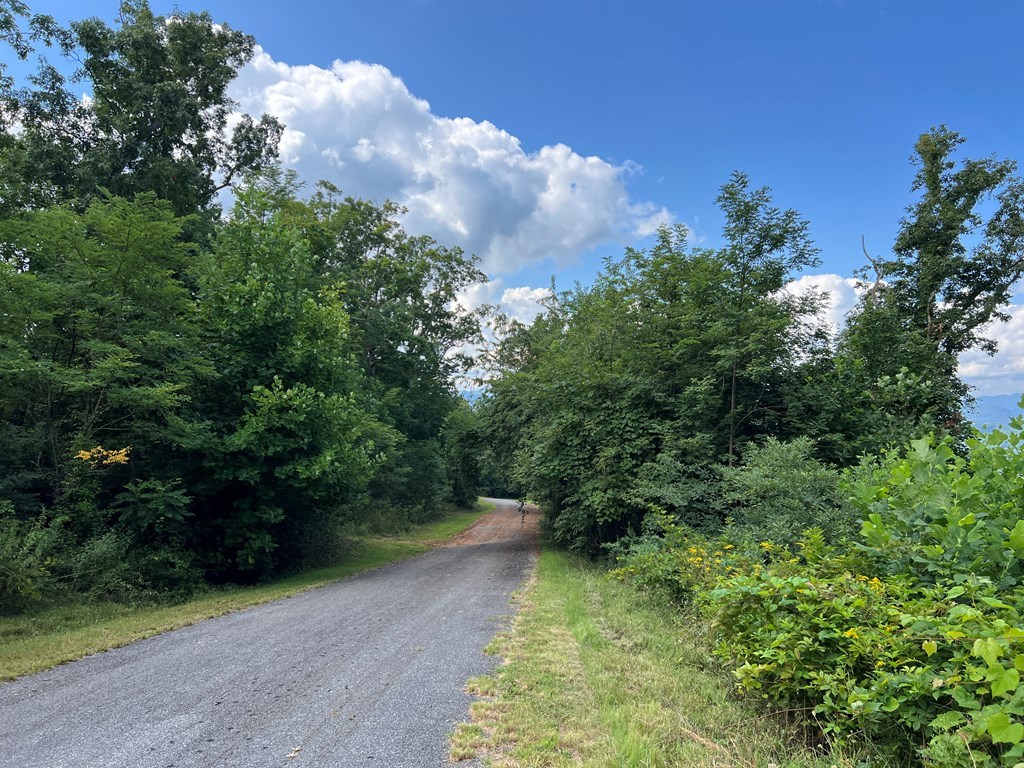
721, 437, 857, 547
608, 509, 764, 604
709, 425, 1024, 767
0, 503, 56, 613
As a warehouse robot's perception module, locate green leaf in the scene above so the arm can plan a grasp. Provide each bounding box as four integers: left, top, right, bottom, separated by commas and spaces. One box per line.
1010, 520, 1024, 553
929, 711, 966, 730
980, 596, 1012, 609
951, 685, 981, 710
993, 668, 1021, 698
975, 637, 1004, 667
987, 712, 1024, 744
923, 640, 938, 657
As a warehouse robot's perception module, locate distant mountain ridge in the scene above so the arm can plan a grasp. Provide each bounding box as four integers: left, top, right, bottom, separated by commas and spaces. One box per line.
969, 394, 1023, 430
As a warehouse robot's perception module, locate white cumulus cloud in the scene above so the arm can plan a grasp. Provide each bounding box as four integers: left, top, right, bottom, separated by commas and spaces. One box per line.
229, 47, 672, 274
787, 274, 1024, 395
784, 273, 863, 333
458, 279, 551, 324
959, 304, 1024, 396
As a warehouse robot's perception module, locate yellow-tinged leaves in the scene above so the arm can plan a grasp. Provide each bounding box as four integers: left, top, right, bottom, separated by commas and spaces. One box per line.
74, 445, 132, 466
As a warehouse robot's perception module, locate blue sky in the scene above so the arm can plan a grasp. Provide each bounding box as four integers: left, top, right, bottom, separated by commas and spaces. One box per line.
22, 0, 1024, 393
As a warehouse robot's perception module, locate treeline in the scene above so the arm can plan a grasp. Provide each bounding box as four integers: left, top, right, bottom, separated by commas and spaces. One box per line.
479, 131, 1024, 765
481, 129, 1023, 550
0, 1, 483, 610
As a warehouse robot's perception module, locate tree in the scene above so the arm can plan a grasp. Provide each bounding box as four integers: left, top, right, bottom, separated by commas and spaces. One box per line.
284, 182, 487, 516
713, 172, 822, 465
190, 180, 389, 579
9, 0, 282, 223
480, 177, 825, 551
887, 126, 1024, 358
0, 193, 208, 593
829, 127, 1024, 449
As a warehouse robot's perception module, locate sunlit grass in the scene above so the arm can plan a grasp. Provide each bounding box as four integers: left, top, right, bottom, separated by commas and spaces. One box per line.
0, 502, 492, 681
452, 549, 876, 768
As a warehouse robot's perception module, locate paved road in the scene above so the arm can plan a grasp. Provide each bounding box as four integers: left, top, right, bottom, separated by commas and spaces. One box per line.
0, 499, 536, 768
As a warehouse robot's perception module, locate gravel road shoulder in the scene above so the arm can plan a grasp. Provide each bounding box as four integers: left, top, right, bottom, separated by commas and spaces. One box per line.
0, 498, 538, 768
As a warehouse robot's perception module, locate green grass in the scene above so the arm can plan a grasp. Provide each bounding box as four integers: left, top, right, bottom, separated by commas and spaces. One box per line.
401, 506, 490, 542
452, 548, 857, 768
0, 502, 492, 681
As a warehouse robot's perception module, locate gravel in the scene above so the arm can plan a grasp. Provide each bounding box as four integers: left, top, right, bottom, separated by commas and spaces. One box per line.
0, 499, 536, 767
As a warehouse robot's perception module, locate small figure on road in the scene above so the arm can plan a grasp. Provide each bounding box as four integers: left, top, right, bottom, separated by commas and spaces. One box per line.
517, 498, 526, 525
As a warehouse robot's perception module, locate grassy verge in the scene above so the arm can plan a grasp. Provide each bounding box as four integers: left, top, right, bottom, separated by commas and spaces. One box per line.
452, 548, 848, 768
0, 502, 492, 681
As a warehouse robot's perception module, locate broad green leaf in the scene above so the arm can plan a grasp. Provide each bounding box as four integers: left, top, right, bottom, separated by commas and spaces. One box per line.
994, 668, 1021, 698
987, 713, 1024, 744
974, 637, 1004, 667
1010, 520, 1024, 553
929, 711, 965, 730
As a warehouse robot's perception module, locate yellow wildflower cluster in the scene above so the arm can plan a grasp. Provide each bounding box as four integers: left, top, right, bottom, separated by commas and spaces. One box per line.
853, 574, 886, 594
75, 445, 132, 466
685, 545, 712, 574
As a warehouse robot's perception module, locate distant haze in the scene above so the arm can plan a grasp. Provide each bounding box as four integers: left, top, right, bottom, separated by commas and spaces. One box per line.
969, 394, 1023, 431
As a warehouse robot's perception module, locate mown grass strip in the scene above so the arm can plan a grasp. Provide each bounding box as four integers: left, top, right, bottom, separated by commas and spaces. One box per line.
0, 502, 492, 681
453, 548, 845, 768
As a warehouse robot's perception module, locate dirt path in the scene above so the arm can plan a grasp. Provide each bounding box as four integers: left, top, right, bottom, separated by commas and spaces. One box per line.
447, 496, 540, 547
0, 499, 538, 768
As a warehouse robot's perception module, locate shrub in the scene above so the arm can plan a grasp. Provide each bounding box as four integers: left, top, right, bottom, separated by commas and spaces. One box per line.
710, 424, 1024, 767
609, 509, 763, 604
0, 502, 56, 613
721, 437, 857, 547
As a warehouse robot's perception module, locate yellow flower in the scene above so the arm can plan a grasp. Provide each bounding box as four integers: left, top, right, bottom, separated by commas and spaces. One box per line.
843, 628, 860, 639
74, 445, 131, 466
722, 544, 734, 550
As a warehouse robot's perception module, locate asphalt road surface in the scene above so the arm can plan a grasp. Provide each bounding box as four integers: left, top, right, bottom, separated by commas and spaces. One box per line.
0, 498, 537, 768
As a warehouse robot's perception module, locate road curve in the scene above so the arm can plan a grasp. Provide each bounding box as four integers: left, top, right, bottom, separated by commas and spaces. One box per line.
0, 499, 537, 768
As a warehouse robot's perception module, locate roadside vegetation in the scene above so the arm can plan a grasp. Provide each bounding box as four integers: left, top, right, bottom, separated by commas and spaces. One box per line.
477, 130, 1024, 766
453, 549, 863, 768
0, 1, 486, 617
4, 2, 1024, 766
0, 501, 491, 680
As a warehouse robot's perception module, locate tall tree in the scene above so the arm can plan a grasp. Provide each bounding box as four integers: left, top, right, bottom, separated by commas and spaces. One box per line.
0, 193, 208, 593
714, 172, 821, 465
833, 127, 1024, 446
887, 126, 1024, 358
9, 0, 281, 222
286, 181, 486, 514
191, 179, 390, 579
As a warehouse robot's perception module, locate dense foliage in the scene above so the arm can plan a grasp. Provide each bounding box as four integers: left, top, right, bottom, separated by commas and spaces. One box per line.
0, 2, 484, 609
481, 128, 1024, 552
612, 427, 1024, 766
481, 127, 1024, 765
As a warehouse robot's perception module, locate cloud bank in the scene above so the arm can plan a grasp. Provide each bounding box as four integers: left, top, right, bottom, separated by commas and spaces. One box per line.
960, 305, 1024, 396
229, 48, 672, 274
789, 274, 1024, 396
